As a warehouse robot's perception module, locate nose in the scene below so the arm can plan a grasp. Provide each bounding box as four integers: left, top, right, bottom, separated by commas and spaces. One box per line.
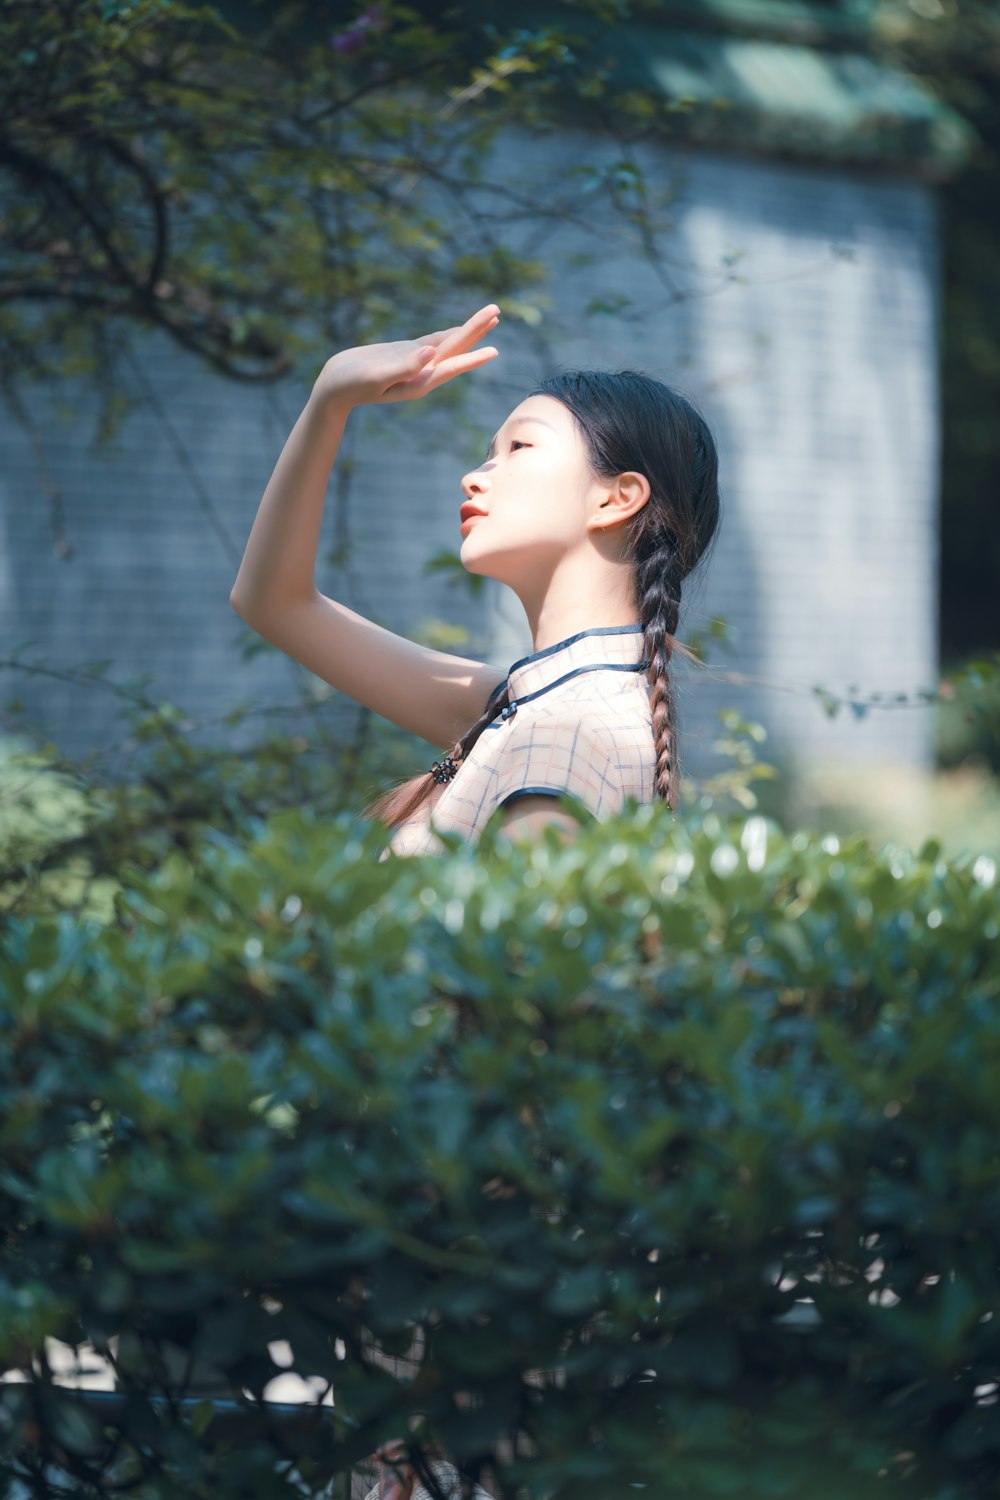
461, 465, 490, 500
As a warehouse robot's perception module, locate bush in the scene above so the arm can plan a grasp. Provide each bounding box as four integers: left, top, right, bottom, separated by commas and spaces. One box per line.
0, 699, 421, 925
1, 802, 998, 1499
937, 653, 1000, 776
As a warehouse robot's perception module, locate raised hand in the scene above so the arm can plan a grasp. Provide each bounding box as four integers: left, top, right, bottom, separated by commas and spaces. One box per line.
314, 303, 500, 408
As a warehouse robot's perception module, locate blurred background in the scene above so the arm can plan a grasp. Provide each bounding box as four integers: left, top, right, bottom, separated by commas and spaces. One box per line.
1, 0, 999, 916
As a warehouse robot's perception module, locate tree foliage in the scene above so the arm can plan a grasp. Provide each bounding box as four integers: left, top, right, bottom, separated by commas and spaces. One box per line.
0, 0, 666, 423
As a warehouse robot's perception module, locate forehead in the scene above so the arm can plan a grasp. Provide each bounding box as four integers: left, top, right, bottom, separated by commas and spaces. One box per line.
492, 397, 570, 442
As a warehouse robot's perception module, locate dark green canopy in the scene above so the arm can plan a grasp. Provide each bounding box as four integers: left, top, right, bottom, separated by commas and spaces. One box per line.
475, 0, 977, 180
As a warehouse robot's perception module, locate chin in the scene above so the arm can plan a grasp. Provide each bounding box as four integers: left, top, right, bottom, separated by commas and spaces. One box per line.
460, 552, 490, 577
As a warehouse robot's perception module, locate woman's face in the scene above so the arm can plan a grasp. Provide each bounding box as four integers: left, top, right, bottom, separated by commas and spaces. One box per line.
458, 394, 601, 586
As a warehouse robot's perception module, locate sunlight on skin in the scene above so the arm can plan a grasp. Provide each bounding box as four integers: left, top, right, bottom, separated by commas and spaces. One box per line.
496, 794, 580, 846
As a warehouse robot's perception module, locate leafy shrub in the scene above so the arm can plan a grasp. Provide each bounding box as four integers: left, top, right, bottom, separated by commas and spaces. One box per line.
937, 653, 1000, 776
1, 802, 998, 1499
0, 697, 422, 925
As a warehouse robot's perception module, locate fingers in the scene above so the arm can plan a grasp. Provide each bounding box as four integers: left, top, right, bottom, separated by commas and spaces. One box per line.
388, 350, 495, 402
386, 308, 499, 400
419, 302, 500, 343
415, 304, 500, 356
421, 345, 498, 392
382, 304, 499, 401
415, 324, 463, 348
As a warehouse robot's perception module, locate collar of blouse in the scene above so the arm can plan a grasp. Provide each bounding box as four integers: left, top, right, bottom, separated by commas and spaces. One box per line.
486, 622, 649, 723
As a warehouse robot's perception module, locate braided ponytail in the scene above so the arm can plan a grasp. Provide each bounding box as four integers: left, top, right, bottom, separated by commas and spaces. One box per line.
362, 368, 720, 834
636, 544, 683, 813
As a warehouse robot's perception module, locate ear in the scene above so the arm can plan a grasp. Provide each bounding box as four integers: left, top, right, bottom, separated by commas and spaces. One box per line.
587, 471, 651, 532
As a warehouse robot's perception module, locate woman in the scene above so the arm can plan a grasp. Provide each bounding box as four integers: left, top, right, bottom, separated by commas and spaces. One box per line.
230, 303, 721, 1497
231, 303, 721, 860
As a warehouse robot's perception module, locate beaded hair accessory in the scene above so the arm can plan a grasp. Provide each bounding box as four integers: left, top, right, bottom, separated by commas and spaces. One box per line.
427, 698, 519, 784
429, 753, 458, 784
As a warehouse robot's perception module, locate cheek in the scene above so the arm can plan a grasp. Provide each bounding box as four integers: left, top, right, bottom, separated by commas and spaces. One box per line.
502, 459, 586, 531
500, 494, 578, 541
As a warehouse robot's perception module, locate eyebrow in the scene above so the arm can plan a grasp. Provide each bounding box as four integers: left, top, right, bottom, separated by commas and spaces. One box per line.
486, 416, 555, 460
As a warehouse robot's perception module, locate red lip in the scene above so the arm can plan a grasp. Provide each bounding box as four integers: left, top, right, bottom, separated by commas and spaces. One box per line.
460, 504, 488, 525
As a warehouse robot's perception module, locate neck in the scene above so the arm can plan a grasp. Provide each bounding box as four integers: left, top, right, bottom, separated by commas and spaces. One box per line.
513, 555, 640, 653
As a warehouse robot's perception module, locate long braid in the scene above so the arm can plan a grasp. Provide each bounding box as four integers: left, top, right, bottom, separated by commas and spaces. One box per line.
635, 537, 683, 812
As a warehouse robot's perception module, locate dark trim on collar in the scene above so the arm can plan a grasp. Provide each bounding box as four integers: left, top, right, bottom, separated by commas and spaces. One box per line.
484, 623, 643, 713
485, 658, 650, 727
507, 622, 643, 677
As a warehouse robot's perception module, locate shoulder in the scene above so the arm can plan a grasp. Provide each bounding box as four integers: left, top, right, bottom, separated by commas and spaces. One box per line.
501, 703, 625, 765
523, 689, 653, 763
491, 705, 632, 819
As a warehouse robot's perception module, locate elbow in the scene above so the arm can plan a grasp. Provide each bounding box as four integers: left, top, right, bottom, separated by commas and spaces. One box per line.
228, 590, 306, 642
229, 588, 260, 625
229, 577, 256, 609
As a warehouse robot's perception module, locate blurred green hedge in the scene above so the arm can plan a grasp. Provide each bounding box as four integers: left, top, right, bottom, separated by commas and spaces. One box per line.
1, 802, 999, 1499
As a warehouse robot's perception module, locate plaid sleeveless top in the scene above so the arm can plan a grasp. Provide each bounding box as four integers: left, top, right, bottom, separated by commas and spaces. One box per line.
381, 623, 656, 859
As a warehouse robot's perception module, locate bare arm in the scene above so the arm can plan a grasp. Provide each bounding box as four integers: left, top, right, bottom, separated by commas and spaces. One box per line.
229, 390, 349, 613
229, 307, 505, 749
495, 795, 580, 846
